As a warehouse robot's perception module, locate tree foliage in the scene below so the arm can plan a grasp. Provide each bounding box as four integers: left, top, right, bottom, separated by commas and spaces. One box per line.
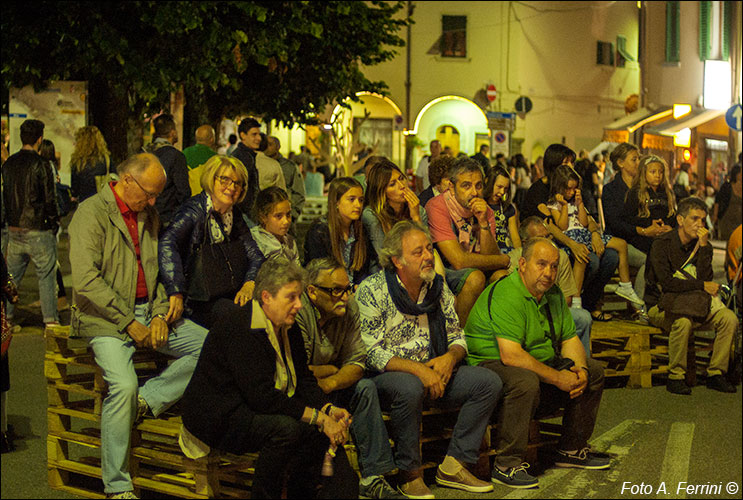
2, 1, 406, 126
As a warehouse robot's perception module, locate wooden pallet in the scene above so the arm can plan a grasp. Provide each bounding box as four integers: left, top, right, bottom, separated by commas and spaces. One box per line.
591, 319, 669, 388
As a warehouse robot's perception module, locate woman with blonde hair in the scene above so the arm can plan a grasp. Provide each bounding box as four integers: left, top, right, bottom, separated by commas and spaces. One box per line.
159, 155, 265, 328
623, 154, 677, 254
69, 126, 112, 202
304, 177, 377, 285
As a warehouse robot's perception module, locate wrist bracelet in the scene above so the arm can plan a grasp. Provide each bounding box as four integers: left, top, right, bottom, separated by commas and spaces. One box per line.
309, 408, 319, 426
154, 314, 167, 322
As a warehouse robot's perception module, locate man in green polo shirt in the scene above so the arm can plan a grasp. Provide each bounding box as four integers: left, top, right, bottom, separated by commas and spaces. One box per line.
183, 125, 217, 195
465, 237, 609, 489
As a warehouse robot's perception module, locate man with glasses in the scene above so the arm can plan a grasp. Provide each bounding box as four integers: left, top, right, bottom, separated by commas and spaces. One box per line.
296, 257, 401, 499
69, 153, 208, 499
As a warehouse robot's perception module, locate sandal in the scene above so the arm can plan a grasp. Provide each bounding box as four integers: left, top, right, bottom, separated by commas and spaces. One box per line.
591, 310, 613, 322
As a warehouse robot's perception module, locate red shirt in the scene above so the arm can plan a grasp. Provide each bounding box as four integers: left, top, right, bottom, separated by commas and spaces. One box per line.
110, 183, 149, 299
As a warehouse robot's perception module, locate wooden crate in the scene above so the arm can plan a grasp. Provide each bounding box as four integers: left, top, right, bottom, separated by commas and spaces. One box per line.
591, 319, 669, 388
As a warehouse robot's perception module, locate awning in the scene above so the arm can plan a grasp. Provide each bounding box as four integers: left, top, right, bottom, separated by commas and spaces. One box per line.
602, 106, 673, 143
644, 108, 726, 136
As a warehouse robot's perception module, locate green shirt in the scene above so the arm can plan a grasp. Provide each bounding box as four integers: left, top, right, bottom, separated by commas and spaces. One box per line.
464, 271, 576, 366
183, 143, 216, 170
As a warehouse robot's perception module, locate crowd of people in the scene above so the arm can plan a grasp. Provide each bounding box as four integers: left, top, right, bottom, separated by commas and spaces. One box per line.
1, 117, 741, 499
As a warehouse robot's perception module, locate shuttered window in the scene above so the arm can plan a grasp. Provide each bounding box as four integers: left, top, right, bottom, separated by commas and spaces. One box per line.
441, 16, 467, 58
700, 1, 732, 61
665, 1, 680, 62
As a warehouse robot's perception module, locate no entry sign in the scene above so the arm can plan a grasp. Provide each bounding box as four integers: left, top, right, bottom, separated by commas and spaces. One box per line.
486, 84, 497, 102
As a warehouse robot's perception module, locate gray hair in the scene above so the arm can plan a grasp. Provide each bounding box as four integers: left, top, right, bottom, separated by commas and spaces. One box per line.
518, 216, 546, 244
117, 152, 162, 177
306, 257, 345, 285
379, 220, 431, 270
449, 156, 484, 185
522, 236, 558, 261
253, 256, 306, 304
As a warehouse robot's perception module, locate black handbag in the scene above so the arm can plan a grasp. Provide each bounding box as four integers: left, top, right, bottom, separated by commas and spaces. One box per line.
186, 216, 249, 302
658, 241, 711, 321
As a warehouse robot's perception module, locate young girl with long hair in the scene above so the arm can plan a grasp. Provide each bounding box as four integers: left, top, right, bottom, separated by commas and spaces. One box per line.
483, 166, 521, 254
623, 155, 677, 254
548, 164, 644, 308
251, 186, 301, 266
304, 177, 377, 285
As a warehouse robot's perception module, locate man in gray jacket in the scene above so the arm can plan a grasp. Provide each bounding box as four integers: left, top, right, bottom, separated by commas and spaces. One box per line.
69, 153, 207, 499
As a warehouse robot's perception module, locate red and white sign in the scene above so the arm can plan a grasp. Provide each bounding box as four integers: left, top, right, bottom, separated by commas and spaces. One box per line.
486, 84, 497, 102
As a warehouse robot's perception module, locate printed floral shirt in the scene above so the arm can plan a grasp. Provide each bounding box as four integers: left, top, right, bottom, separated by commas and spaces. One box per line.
356, 270, 467, 372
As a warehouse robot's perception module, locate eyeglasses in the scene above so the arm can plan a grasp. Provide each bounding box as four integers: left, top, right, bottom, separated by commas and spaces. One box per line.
312, 284, 354, 298
215, 175, 245, 192
129, 174, 159, 200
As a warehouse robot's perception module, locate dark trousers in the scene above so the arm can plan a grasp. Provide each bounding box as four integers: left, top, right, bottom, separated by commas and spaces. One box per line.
582, 249, 619, 313
479, 358, 605, 469
238, 414, 359, 499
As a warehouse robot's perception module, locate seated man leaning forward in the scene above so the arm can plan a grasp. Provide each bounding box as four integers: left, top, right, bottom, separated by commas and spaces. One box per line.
645, 197, 738, 395
465, 237, 609, 490
68, 153, 208, 500
179, 257, 358, 499
357, 220, 503, 499
426, 157, 511, 326
296, 257, 400, 499
509, 216, 593, 356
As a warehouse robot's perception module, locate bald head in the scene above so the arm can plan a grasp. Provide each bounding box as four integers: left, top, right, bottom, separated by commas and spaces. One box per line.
195, 125, 216, 147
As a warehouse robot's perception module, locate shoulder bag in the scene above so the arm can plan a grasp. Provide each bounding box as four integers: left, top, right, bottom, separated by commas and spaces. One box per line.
658, 240, 711, 321
186, 214, 250, 302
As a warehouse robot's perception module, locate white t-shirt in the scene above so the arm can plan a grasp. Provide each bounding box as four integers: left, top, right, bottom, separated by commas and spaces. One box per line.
547, 201, 584, 231
416, 156, 431, 190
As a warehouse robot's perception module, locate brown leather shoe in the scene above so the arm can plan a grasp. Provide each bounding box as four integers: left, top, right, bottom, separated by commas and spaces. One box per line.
435, 465, 494, 493
397, 477, 434, 499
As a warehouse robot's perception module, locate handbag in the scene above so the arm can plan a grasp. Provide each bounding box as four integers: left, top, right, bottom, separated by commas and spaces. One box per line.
186, 215, 249, 302
658, 241, 711, 321
56, 182, 73, 217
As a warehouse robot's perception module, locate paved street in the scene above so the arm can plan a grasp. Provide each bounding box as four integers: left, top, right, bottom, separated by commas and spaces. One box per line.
1, 218, 741, 499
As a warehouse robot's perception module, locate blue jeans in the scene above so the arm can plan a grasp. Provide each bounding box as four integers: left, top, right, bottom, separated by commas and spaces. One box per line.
330, 378, 396, 478
89, 304, 207, 494
371, 365, 502, 471
570, 307, 593, 355
5, 229, 58, 323
582, 249, 619, 313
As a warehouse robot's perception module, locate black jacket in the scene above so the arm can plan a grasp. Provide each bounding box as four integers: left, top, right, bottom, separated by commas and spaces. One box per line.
230, 143, 260, 217
623, 186, 676, 254
2, 149, 58, 231
303, 216, 377, 285
158, 192, 265, 298
149, 142, 190, 226
644, 229, 713, 308
181, 301, 327, 454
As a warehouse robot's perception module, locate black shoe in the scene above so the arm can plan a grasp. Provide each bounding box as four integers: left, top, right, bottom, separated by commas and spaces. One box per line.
666, 379, 691, 395
491, 463, 538, 489
706, 374, 737, 393
554, 448, 611, 469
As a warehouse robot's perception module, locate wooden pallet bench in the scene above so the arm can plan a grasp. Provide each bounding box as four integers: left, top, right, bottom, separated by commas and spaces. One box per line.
45, 324, 565, 497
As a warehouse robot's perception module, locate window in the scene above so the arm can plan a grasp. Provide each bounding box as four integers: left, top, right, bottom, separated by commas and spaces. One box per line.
596, 41, 614, 66
441, 16, 467, 58
699, 1, 732, 61
353, 118, 393, 159
665, 1, 680, 62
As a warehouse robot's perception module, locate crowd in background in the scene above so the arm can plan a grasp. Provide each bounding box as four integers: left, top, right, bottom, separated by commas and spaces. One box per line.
1, 116, 741, 499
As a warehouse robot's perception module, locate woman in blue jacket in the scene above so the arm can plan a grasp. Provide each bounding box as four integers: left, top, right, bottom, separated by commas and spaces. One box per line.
159, 155, 265, 328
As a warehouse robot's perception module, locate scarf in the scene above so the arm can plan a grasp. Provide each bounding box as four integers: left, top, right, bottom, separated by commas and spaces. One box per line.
443, 190, 479, 253
205, 194, 233, 243
384, 268, 447, 359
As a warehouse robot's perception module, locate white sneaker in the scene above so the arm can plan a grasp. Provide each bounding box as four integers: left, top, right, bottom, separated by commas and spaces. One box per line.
106, 492, 139, 499
615, 286, 644, 306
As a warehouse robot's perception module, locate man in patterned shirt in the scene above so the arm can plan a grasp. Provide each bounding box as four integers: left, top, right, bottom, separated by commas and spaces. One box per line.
356, 220, 503, 499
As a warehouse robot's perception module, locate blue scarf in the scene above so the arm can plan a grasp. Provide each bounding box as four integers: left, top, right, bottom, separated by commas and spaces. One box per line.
384, 268, 448, 359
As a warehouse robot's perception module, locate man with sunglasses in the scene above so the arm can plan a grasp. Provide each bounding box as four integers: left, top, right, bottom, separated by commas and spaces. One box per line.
296, 257, 401, 499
